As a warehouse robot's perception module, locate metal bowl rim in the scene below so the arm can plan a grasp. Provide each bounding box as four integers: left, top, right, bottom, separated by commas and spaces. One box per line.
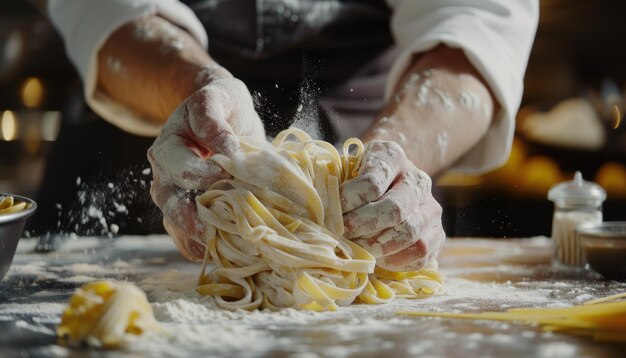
0, 193, 37, 225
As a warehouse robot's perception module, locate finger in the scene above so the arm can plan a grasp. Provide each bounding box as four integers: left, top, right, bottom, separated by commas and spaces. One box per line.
378, 198, 444, 271
163, 217, 205, 261
378, 239, 429, 271
151, 182, 205, 245
343, 170, 426, 239
148, 133, 230, 191
340, 141, 406, 213
352, 222, 418, 259
380, 225, 445, 272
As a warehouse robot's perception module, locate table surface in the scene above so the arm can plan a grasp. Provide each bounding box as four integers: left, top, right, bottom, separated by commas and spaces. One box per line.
1, 235, 625, 358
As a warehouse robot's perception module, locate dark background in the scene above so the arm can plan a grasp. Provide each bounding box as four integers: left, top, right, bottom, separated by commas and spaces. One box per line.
1, 0, 625, 238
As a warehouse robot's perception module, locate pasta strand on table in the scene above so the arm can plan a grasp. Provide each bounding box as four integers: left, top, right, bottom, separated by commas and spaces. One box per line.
195, 128, 443, 311
396, 293, 626, 342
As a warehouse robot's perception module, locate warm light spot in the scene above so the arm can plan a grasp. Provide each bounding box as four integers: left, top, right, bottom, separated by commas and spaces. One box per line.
516, 156, 562, 196
41, 111, 61, 141
483, 138, 528, 188
613, 105, 622, 129
595, 162, 626, 198
437, 172, 483, 187
21, 77, 44, 108
1, 110, 17, 141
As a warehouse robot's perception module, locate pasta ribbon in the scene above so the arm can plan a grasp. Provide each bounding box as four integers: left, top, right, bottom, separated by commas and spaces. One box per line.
397, 292, 626, 342
196, 128, 443, 311
0, 195, 29, 214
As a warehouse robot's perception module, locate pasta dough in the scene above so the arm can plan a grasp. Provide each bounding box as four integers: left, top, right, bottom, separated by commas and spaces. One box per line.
57, 280, 161, 348
0, 195, 29, 214
195, 128, 443, 311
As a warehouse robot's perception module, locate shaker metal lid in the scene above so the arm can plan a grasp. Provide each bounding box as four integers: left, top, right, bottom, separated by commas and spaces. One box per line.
547, 171, 607, 203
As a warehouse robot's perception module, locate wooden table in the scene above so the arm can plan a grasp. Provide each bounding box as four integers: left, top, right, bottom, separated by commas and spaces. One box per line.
1, 235, 624, 357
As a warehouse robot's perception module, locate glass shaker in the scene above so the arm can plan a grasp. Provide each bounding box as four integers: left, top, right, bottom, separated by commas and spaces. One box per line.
548, 171, 606, 266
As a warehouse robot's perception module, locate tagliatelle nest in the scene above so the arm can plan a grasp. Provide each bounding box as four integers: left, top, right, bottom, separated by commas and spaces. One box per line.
195, 128, 443, 311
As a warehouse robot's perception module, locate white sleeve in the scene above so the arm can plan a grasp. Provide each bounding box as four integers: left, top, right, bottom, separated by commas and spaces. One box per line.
386, 0, 539, 173
48, 0, 208, 137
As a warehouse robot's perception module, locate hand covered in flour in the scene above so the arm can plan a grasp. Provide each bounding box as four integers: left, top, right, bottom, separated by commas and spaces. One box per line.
340, 141, 445, 271
148, 78, 265, 260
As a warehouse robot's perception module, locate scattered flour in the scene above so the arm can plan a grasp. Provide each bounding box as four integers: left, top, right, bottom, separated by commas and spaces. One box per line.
53, 169, 152, 237
105, 56, 124, 74
414, 83, 430, 106
538, 342, 578, 357
398, 132, 406, 145
434, 89, 454, 110
436, 132, 448, 163
373, 128, 388, 138
132, 21, 158, 41
459, 90, 481, 110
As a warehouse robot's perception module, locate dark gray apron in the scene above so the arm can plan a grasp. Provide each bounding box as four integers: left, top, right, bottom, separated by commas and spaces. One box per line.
188, 0, 396, 139
31, 0, 396, 237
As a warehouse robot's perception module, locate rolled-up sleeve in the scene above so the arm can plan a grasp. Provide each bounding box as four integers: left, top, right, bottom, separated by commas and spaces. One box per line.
48, 0, 208, 136
386, 0, 539, 173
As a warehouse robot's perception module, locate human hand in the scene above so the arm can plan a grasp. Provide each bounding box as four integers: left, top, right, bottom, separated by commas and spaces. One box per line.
340, 141, 445, 271
148, 78, 265, 260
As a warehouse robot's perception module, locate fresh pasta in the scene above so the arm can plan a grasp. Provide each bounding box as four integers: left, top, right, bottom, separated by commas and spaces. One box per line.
0, 195, 29, 214
396, 292, 626, 342
57, 280, 161, 348
195, 128, 443, 311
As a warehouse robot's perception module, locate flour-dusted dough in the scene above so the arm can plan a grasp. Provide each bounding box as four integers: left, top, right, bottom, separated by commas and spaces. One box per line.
196, 128, 443, 311
57, 280, 161, 347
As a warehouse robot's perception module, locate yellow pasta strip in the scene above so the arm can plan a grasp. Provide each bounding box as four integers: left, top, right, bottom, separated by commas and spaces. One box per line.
583, 292, 626, 305
396, 293, 626, 342
197, 283, 245, 299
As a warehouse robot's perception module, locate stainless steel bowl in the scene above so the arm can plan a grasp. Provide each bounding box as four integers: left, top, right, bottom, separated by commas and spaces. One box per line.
577, 221, 626, 280
0, 193, 37, 281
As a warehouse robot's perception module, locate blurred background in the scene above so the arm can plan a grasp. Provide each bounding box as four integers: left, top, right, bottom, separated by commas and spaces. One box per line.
0, 0, 625, 238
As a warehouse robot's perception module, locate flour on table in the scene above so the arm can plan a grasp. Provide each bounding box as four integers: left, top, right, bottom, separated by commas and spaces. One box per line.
3, 236, 625, 357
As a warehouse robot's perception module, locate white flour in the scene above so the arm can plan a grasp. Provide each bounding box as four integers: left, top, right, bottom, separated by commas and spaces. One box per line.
436, 132, 448, 163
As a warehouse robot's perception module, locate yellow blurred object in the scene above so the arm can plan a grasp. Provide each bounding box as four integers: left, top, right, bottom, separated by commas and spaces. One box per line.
595, 162, 626, 198
21, 77, 45, 108
437, 172, 483, 187
516, 156, 563, 196
57, 280, 161, 348
483, 138, 528, 187
1, 110, 17, 141
397, 292, 626, 343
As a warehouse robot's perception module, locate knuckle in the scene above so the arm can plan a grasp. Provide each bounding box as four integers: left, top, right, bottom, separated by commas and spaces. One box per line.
366, 140, 386, 152
386, 140, 403, 154
361, 174, 385, 198
412, 239, 428, 258
383, 197, 408, 224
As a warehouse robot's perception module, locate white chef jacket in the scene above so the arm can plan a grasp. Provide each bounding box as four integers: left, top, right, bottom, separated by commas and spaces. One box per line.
47, 0, 539, 174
